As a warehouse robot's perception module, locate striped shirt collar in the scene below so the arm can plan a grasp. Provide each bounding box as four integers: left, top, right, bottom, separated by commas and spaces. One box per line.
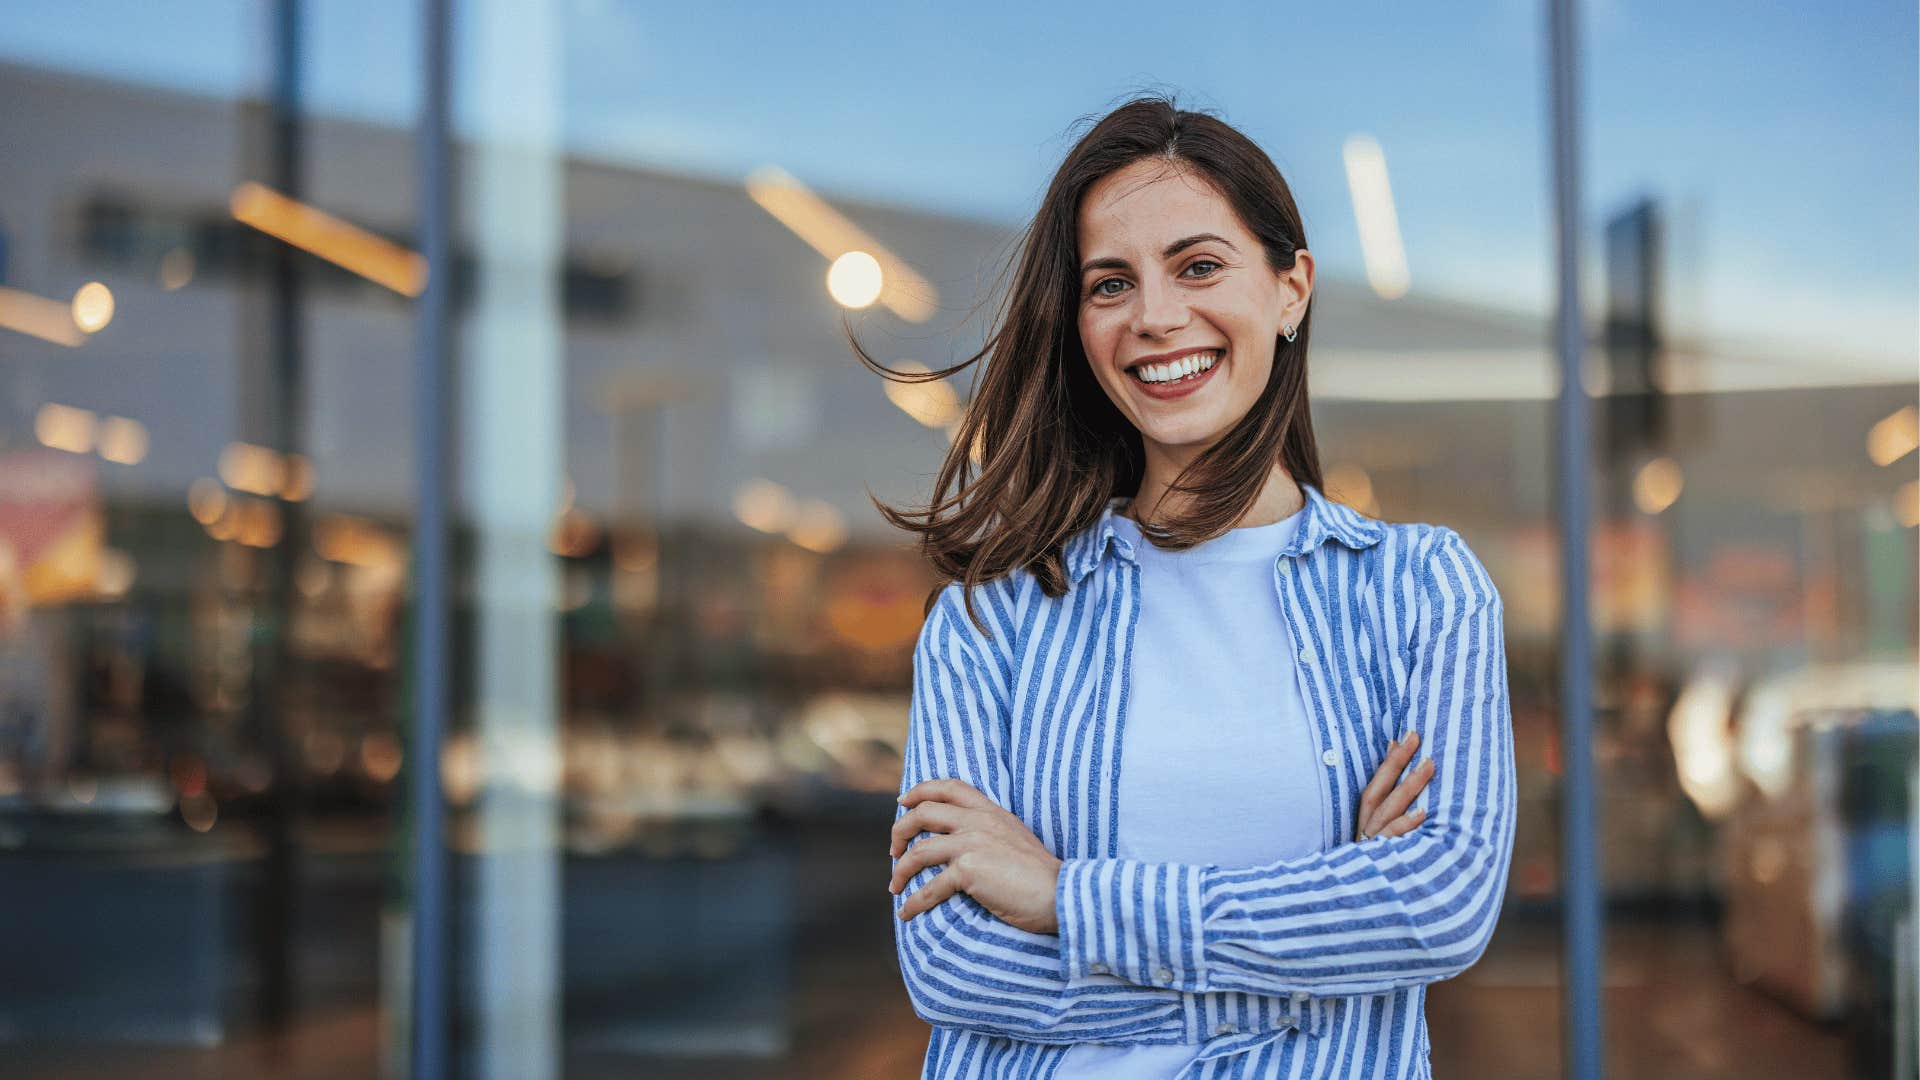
1066, 480, 1387, 585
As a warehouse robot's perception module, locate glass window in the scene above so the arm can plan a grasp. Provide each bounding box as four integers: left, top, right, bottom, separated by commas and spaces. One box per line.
4, 3, 1913, 1078
2, 2, 417, 1075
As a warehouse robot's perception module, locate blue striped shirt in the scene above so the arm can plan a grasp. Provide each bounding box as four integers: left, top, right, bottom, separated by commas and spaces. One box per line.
891, 481, 1517, 1079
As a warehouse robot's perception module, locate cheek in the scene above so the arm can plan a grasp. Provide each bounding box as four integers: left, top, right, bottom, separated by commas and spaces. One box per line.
1221, 319, 1275, 378
1229, 347, 1275, 392
1078, 317, 1110, 371
1076, 310, 1097, 348
1079, 307, 1126, 361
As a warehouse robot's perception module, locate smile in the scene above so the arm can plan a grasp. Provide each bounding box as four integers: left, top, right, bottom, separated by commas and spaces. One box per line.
1125, 348, 1223, 399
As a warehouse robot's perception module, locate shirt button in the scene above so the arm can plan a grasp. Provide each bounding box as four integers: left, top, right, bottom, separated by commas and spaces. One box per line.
1155, 966, 1173, 983
1321, 748, 1339, 767
1089, 963, 1109, 975
1297, 647, 1312, 663
1215, 1022, 1237, 1035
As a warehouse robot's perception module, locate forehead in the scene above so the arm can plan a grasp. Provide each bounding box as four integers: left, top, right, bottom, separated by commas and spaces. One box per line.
1078, 159, 1242, 250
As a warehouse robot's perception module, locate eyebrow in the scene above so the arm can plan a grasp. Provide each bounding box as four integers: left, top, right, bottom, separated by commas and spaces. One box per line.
1079, 232, 1238, 275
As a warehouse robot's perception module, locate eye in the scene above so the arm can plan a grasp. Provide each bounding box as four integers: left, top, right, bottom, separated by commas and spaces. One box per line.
1091, 277, 1129, 299
1183, 259, 1222, 278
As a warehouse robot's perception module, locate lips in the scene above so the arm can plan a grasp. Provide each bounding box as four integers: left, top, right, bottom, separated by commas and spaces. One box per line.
1125, 348, 1224, 400
1124, 345, 1225, 375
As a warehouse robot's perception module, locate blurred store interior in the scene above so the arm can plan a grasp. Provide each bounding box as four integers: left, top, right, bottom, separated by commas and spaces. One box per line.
0, 2, 1914, 1077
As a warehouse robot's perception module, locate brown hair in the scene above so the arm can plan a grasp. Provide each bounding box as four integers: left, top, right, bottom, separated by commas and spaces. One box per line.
856, 93, 1324, 629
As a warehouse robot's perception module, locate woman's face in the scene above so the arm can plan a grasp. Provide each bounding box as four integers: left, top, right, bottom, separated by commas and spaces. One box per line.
1076, 158, 1312, 457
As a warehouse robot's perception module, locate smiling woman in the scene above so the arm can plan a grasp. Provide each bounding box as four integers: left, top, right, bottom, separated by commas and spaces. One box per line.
1077, 161, 1311, 487
859, 95, 1329, 612
864, 95, 1516, 1080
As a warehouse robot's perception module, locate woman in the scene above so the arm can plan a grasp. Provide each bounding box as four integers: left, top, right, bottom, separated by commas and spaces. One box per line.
869, 96, 1516, 1080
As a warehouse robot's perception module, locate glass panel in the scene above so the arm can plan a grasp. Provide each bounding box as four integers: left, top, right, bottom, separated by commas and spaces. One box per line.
453, 5, 1566, 1079
452, 3, 565, 1076
1, 2, 419, 1074
1583, 6, 1918, 1078
20, 3, 1910, 1077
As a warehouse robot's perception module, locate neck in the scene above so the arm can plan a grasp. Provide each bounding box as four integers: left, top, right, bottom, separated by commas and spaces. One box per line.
1127, 456, 1304, 529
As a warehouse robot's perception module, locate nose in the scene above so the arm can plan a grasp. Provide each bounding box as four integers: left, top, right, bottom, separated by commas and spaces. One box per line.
1131, 276, 1189, 339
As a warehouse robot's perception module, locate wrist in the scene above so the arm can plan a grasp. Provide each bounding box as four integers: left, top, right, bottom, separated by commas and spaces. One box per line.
1044, 856, 1063, 935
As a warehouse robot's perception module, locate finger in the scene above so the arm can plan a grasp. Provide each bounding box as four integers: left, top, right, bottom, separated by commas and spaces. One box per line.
1364, 758, 1435, 836
889, 835, 958, 894
1364, 757, 1435, 836
1372, 805, 1427, 839
890, 802, 966, 857
1357, 731, 1421, 815
900, 778, 997, 811
897, 860, 965, 920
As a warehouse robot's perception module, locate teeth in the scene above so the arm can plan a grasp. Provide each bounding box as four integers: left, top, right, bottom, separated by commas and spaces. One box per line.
1132, 350, 1220, 385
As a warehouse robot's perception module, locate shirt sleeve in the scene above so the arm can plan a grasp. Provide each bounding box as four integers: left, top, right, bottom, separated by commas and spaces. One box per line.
894, 580, 1283, 1043
1053, 527, 1518, 999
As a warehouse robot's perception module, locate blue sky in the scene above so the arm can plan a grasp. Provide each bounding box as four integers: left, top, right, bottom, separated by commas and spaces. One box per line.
4, 0, 1915, 367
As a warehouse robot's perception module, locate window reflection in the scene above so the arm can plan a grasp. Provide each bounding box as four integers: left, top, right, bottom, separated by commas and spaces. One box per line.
0, 3, 1914, 1078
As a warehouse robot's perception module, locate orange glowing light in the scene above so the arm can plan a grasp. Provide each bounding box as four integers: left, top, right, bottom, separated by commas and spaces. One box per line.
0, 286, 86, 346
230, 181, 428, 297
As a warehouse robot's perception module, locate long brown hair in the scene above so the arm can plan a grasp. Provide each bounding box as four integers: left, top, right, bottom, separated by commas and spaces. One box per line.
856, 93, 1324, 628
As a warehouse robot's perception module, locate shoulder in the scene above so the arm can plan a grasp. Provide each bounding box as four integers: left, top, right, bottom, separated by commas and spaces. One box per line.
1356, 517, 1500, 610
913, 576, 1027, 717
1397, 521, 1501, 611
920, 574, 1026, 666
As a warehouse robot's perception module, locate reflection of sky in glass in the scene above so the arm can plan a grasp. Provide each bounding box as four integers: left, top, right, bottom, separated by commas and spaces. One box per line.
4, 0, 1915, 365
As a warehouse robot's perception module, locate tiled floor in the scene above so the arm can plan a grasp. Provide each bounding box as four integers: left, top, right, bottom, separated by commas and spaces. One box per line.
1426, 918, 1852, 1080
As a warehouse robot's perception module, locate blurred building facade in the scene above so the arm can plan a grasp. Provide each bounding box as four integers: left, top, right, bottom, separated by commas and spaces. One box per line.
0, 6, 1914, 1077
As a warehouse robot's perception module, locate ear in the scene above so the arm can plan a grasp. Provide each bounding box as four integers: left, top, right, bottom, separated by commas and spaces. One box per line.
1278, 248, 1315, 327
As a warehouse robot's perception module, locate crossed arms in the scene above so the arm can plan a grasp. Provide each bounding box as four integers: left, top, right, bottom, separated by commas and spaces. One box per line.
890, 527, 1517, 1041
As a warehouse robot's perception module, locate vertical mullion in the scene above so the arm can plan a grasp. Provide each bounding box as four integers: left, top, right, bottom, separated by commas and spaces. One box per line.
410, 0, 453, 1075
1548, 1, 1605, 1078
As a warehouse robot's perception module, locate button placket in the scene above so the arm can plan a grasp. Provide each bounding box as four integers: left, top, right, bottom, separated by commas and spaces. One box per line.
1274, 555, 1342, 851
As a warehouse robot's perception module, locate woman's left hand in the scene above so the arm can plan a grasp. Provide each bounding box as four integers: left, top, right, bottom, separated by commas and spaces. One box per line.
889, 778, 1063, 935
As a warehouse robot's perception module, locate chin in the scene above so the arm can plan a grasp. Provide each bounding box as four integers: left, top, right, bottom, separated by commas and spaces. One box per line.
1138, 417, 1233, 450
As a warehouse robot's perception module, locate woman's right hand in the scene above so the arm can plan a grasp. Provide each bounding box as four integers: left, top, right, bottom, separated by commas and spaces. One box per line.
1353, 731, 1433, 842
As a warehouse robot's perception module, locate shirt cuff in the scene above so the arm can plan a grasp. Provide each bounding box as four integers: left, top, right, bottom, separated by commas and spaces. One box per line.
1055, 857, 1207, 991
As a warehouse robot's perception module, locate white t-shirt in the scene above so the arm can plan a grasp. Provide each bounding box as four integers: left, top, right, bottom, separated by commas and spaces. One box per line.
1053, 501, 1328, 1078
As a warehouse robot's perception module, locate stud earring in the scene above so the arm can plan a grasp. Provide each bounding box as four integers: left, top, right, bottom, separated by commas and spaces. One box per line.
1282, 323, 1298, 342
